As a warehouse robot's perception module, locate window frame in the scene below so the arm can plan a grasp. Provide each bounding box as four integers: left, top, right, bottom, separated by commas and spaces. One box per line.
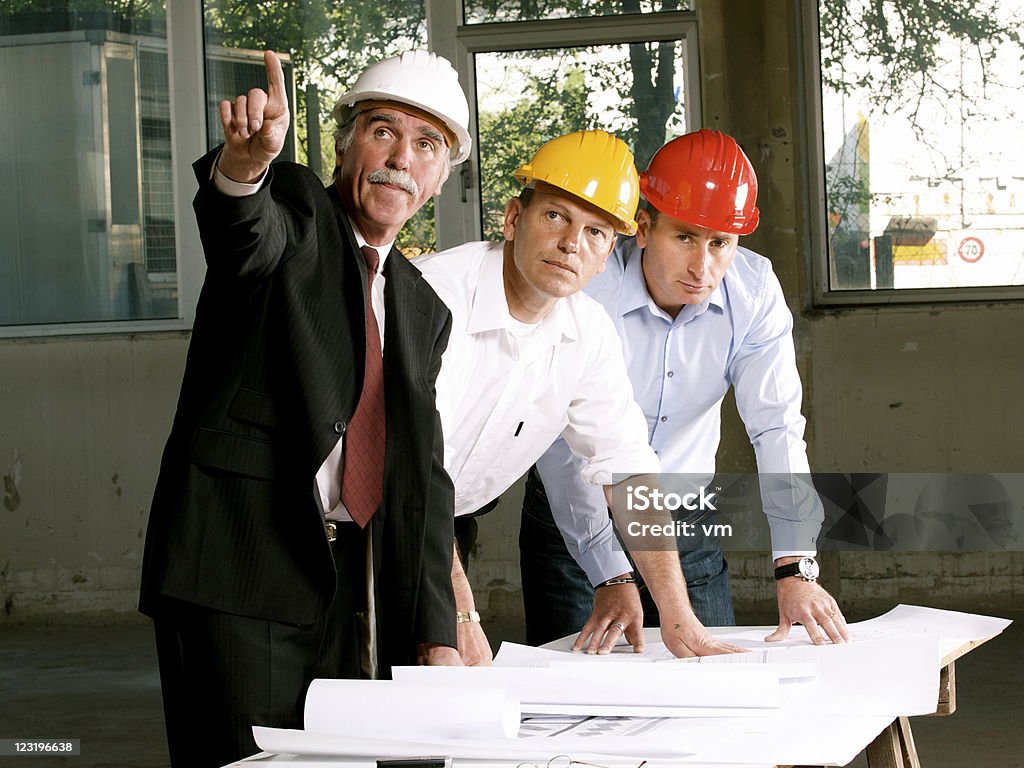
431, 5, 701, 248
0, 2, 205, 338
1, 1, 700, 335
802, 0, 1024, 307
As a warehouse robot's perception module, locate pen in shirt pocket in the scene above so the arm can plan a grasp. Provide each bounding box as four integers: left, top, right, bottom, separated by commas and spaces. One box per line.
514, 421, 524, 437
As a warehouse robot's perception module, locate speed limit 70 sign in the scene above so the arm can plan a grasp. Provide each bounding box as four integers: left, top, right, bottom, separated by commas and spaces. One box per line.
958, 236, 985, 263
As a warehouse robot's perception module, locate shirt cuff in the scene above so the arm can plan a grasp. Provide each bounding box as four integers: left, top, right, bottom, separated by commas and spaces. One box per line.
579, 445, 661, 486
573, 519, 634, 586
766, 514, 821, 558
212, 150, 267, 196
772, 550, 818, 561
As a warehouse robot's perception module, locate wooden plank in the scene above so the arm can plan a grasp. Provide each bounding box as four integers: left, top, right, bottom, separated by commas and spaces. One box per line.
934, 661, 957, 716
897, 716, 922, 768
866, 720, 905, 768
941, 634, 999, 667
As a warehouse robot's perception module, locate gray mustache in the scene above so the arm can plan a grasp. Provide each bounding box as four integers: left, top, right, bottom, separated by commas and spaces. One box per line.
367, 168, 418, 196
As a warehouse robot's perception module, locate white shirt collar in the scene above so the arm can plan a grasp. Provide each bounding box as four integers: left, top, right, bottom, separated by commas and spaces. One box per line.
349, 217, 394, 270
466, 242, 578, 347
617, 243, 725, 323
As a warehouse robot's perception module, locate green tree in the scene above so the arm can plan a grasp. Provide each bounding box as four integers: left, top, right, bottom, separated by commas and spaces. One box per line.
7, 0, 1020, 250
819, 0, 1023, 168
203, 0, 427, 173
0, 0, 157, 12
819, 0, 1022, 113
465, 0, 685, 172
202, 0, 434, 249
477, 65, 591, 239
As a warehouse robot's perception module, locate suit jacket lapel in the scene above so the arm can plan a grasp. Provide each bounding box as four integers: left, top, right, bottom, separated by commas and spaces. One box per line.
382, 250, 432, 366
328, 182, 371, 310
379, 252, 431, 541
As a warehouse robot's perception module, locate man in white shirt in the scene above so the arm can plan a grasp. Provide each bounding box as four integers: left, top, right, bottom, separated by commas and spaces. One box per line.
519, 130, 850, 650
414, 130, 742, 665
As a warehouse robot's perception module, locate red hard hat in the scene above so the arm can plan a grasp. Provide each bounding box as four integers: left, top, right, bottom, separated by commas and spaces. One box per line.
639, 129, 760, 235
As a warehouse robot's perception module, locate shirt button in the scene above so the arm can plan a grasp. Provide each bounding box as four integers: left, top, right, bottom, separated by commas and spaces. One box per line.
667, 371, 674, 378
660, 416, 668, 423
333, 420, 347, 434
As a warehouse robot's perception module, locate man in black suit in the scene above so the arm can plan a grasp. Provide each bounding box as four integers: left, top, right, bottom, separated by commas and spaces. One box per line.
139, 50, 470, 768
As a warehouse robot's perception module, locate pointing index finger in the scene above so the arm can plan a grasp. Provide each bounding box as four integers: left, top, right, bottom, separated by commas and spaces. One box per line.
264, 50, 287, 108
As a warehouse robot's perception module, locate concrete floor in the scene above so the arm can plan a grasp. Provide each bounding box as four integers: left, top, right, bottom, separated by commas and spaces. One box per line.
0, 611, 1021, 768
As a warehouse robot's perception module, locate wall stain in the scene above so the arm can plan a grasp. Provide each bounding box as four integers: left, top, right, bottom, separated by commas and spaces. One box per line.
3, 452, 22, 512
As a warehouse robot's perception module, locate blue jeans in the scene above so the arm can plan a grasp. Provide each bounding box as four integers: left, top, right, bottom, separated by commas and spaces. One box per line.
520, 468, 735, 646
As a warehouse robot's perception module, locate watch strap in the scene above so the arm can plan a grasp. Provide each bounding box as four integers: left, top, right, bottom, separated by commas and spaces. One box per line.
774, 562, 803, 580
774, 557, 819, 581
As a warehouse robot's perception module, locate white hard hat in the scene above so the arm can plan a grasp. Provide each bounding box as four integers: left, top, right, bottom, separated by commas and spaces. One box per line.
333, 50, 472, 165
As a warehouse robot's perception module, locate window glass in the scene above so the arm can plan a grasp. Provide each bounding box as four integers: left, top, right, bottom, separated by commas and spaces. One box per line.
475, 42, 690, 240
464, 0, 692, 26
201, 0, 436, 252
818, 0, 1024, 292
0, 4, 176, 325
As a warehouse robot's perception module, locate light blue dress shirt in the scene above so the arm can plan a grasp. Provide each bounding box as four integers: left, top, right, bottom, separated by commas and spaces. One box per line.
536, 235, 824, 584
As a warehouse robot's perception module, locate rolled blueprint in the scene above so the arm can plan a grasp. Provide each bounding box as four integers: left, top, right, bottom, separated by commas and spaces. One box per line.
303, 679, 520, 739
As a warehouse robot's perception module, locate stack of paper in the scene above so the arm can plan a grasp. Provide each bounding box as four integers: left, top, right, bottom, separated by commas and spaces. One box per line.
249, 604, 1011, 766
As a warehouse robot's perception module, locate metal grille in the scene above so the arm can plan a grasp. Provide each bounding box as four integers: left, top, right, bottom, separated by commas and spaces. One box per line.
138, 48, 177, 274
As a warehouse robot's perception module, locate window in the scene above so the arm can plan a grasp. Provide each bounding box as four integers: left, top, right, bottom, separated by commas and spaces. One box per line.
448, 9, 699, 244
473, 43, 691, 239
810, 0, 1024, 302
201, 0, 438, 253
0, 0, 700, 332
463, 0, 692, 25
0, 5, 177, 327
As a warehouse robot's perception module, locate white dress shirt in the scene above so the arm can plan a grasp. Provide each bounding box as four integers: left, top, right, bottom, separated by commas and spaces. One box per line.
413, 241, 660, 518
537, 236, 824, 584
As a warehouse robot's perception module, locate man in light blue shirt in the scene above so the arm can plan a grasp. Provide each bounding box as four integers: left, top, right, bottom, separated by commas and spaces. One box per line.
522, 130, 849, 651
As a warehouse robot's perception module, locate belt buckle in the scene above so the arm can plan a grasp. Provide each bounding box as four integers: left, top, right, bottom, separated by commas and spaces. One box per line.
325, 521, 337, 543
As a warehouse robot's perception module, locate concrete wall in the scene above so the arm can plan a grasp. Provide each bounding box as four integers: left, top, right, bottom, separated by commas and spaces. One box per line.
0, 335, 187, 620
1, 0, 1021, 627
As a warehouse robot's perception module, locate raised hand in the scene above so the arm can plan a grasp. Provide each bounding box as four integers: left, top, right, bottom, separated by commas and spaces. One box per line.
217, 50, 291, 183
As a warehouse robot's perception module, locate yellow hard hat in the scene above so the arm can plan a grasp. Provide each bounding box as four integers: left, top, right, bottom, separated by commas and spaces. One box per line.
513, 130, 640, 235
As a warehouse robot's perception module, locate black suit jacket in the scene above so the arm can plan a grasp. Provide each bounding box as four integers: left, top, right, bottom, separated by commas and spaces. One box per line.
140, 148, 457, 665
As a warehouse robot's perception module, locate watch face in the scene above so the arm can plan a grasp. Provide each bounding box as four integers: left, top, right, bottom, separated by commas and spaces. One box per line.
799, 557, 820, 580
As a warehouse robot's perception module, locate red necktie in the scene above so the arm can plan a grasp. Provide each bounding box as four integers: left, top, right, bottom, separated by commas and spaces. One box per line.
341, 246, 387, 527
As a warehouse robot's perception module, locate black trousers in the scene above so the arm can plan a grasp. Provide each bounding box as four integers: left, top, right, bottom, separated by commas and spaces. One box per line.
152, 523, 367, 768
